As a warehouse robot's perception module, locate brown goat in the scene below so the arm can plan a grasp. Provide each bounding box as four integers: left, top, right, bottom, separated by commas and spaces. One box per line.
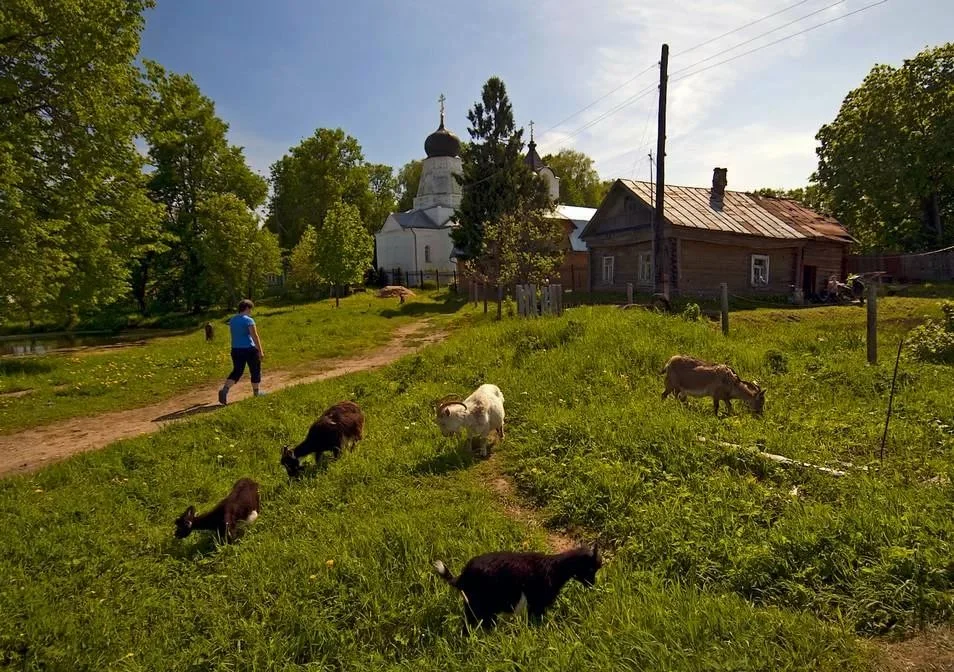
660, 355, 765, 416
280, 401, 365, 476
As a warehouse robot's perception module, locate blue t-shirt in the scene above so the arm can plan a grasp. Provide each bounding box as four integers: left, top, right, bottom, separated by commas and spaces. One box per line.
229, 314, 257, 349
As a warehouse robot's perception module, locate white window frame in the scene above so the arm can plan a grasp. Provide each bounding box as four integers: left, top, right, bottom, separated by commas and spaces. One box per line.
424, 245, 431, 264
751, 254, 770, 287
638, 252, 653, 284
602, 255, 615, 285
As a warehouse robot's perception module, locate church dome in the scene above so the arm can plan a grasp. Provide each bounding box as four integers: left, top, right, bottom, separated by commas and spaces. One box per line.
424, 120, 461, 158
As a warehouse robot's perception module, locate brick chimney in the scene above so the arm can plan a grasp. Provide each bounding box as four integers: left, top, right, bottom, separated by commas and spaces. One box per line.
711, 167, 727, 208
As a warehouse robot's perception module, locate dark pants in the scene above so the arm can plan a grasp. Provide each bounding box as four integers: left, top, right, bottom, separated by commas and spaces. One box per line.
228, 348, 261, 384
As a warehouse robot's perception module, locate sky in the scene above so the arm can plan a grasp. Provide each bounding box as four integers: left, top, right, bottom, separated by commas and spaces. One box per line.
140, 0, 953, 193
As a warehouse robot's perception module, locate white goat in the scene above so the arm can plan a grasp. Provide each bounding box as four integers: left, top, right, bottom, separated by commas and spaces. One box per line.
434, 384, 505, 458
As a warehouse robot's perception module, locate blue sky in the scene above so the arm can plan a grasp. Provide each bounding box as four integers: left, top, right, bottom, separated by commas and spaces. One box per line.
140, 0, 953, 192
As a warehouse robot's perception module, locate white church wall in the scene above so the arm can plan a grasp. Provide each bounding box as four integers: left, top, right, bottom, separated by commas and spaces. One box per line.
374, 226, 415, 275
414, 155, 463, 210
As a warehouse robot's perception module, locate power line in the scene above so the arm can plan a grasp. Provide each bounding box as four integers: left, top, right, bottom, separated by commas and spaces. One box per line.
670, 0, 848, 77
539, 62, 658, 137
670, 0, 889, 83
539, 0, 835, 140
672, 0, 816, 57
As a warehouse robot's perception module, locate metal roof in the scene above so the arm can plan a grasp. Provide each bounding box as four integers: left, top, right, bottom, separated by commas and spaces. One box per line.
618, 180, 852, 242
549, 204, 596, 252
391, 206, 456, 230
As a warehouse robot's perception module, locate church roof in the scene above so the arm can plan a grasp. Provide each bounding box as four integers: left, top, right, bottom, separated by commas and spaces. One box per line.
425, 116, 461, 158
391, 206, 456, 230
524, 140, 546, 172
550, 204, 596, 252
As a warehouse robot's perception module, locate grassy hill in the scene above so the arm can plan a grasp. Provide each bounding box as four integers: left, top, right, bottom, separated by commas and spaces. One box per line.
1, 297, 952, 669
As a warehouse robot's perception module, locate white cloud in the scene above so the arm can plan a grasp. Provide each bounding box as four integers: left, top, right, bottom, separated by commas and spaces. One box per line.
531, 0, 858, 187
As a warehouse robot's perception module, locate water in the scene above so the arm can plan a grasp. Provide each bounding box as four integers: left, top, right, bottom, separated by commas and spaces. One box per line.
0, 330, 185, 357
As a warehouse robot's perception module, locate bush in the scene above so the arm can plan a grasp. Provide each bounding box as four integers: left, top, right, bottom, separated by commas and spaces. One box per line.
681, 302, 701, 322
941, 300, 954, 332
907, 321, 954, 363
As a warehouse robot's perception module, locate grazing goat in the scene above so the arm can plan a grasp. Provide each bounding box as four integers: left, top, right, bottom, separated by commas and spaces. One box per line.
281, 400, 365, 477
174, 478, 259, 542
660, 355, 765, 416
434, 384, 505, 458
433, 544, 602, 628
204, 322, 214, 342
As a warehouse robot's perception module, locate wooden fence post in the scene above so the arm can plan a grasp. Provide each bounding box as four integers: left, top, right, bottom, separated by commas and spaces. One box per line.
553, 284, 563, 315
867, 282, 878, 365
627, 282, 634, 305
405, 271, 410, 287
720, 283, 729, 336
435, 270, 440, 290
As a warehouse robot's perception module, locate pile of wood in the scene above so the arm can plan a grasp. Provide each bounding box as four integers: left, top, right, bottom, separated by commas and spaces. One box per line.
377, 286, 415, 299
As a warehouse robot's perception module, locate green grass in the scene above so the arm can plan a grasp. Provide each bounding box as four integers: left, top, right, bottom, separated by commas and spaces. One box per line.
2, 297, 953, 669
0, 291, 467, 434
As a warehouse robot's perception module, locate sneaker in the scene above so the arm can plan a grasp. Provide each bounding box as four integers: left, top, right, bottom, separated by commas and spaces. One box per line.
218, 387, 229, 405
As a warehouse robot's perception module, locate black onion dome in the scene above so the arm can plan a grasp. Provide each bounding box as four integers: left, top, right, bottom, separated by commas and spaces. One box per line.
424, 121, 461, 158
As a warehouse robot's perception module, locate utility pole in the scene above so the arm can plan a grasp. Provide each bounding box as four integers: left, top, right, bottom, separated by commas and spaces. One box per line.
654, 43, 669, 297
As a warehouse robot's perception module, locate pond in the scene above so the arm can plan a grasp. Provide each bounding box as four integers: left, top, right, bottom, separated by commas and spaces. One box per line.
0, 329, 188, 357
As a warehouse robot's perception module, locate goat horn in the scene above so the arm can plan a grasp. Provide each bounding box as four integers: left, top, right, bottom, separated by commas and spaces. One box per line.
435, 394, 462, 407
438, 400, 467, 411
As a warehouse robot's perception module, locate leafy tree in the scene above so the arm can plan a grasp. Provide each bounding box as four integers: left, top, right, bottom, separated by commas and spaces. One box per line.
287, 226, 323, 297
366, 163, 397, 235
396, 159, 423, 211
194, 194, 282, 305
0, 0, 162, 324
314, 201, 374, 307
813, 43, 954, 252
265, 129, 376, 249
453, 77, 554, 317
140, 61, 267, 312
541, 149, 611, 207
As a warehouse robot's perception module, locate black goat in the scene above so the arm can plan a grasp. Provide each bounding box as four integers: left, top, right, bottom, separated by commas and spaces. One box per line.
281, 401, 365, 477
433, 544, 602, 628
174, 478, 260, 542
204, 322, 214, 342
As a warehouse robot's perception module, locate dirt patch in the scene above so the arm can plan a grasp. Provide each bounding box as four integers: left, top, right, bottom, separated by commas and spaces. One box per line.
475, 455, 578, 554
874, 628, 954, 671
0, 321, 446, 478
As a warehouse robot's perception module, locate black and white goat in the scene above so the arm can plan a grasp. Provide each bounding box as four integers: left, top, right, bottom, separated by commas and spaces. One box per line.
174, 477, 260, 542
433, 544, 602, 628
281, 400, 365, 477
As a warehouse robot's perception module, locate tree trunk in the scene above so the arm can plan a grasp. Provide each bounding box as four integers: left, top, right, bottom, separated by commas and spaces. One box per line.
496, 284, 503, 320
335, 284, 340, 308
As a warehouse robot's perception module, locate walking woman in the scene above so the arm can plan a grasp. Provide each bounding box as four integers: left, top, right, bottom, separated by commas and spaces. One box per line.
218, 299, 265, 405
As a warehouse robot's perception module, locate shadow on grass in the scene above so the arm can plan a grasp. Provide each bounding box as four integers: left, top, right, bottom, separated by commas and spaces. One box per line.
410, 444, 479, 476
380, 294, 468, 319
153, 403, 221, 423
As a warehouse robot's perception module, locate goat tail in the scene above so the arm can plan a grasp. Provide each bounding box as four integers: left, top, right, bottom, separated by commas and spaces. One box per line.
433, 560, 457, 587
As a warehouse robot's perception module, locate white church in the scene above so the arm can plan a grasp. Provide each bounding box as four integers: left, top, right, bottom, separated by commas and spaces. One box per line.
375, 99, 561, 280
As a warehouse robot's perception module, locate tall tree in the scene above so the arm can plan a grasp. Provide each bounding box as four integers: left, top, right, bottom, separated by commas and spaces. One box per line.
140, 60, 267, 312
0, 0, 162, 323
265, 128, 375, 249
313, 201, 374, 307
194, 194, 282, 305
453, 77, 557, 317
396, 159, 423, 211
367, 163, 397, 234
542, 149, 611, 207
813, 43, 954, 252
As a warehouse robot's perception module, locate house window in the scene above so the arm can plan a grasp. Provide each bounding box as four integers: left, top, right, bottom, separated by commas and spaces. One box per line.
638, 252, 652, 284
751, 254, 770, 287
602, 255, 615, 285
424, 245, 431, 264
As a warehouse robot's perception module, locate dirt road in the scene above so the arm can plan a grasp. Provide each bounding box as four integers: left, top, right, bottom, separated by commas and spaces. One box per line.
0, 321, 445, 477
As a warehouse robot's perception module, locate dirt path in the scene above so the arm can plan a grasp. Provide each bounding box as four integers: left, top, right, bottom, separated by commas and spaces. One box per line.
0, 321, 445, 478
474, 454, 578, 553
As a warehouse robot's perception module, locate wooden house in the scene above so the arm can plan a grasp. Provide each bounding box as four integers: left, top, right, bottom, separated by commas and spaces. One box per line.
579, 169, 854, 299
